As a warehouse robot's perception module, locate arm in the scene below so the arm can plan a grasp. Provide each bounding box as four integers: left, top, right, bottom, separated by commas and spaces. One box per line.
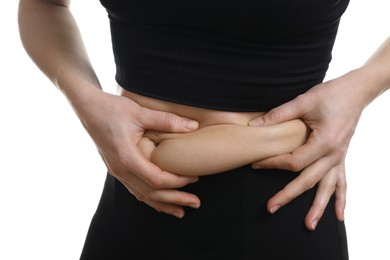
139, 119, 309, 176
249, 36, 390, 230
18, 0, 201, 218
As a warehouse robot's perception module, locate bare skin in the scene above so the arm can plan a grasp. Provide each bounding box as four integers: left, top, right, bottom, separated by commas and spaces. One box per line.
119, 87, 309, 176
139, 119, 309, 176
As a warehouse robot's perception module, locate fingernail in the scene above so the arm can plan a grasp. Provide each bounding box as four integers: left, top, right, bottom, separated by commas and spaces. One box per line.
190, 177, 199, 184
183, 119, 199, 130
311, 219, 318, 230
269, 204, 281, 214
249, 118, 264, 127
189, 203, 200, 209
174, 211, 185, 219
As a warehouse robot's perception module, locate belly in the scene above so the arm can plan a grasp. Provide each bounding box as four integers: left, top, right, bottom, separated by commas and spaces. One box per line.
118, 85, 265, 128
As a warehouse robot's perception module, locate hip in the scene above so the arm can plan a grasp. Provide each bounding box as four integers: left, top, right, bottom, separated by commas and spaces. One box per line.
81, 168, 348, 260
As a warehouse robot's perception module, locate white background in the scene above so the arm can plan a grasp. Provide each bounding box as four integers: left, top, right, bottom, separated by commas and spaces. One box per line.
1, 1, 389, 259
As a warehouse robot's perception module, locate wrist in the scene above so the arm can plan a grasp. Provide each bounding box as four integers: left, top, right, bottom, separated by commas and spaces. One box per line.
70, 86, 105, 117
57, 77, 106, 121
357, 36, 390, 106
54, 62, 106, 116
351, 66, 390, 107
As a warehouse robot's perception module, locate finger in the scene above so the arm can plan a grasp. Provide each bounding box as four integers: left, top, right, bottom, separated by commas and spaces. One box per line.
253, 131, 327, 172
304, 165, 340, 231
118, 174, 198, 219
115, 141, 198, 189
148, 189, 201, 209
127, 185, 187, 218
267, 154, 336, 214
147, 200, 187, 219
138, 107, 199, 132
126, 147, 199, 189
334, 162, 347, 221
119, 170, 201, 209
249, 94, 307, 126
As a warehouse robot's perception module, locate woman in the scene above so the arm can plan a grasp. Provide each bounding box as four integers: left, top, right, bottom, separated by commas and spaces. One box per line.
18, 0, 390, 259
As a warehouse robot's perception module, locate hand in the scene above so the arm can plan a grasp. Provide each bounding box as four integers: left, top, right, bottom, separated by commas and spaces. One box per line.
249, 70, 368, 230
76, 89, 201, 218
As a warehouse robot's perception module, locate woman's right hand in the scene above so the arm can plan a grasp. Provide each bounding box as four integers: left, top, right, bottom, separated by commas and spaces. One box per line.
75, 89, 201, 218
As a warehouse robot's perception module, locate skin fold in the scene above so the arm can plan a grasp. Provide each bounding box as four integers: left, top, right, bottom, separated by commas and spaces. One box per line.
139, 120, 309, 176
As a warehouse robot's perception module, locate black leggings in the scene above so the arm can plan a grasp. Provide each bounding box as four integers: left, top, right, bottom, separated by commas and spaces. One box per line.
80, 166, 348, 260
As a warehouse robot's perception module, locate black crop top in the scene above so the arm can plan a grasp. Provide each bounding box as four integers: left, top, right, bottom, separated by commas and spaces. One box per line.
99, 0, 350, 111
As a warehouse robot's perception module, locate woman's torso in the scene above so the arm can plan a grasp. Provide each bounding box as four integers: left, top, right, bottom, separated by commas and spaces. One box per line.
80, 3, 351, 259
118, 85, 265, 127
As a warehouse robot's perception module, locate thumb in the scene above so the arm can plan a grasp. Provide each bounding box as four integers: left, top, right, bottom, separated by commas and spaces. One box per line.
249, 96, 304, 127
138, 107, 199, 133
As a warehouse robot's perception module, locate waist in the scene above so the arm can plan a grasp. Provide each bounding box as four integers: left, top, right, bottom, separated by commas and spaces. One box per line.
118, 85, 264, 127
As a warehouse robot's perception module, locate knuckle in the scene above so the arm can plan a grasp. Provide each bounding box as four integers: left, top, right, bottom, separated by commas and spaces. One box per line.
268, 108, 282, 122
304, 176, 317, 190
295, 94, 310, 111
108, 166, 121, 178
164, 112, 178, 131
136, 106, 148, 121
342, 179, 348, 190
311, 198, 327, 211
319, 133, 348, 158
295, 93, 306, 102
135, 193, 146, 202
322, 182, 336, 194
177, 196, 191, 206
319, 134, 334, 152
147, 192, 159, 201
149, 177, 165, 189
288, 156, 304, 172
294, 94, 306, 107
335, 146, 347, 159
154, 207, 163, 213
143, 192, 154, 202
338, 177, 347, 191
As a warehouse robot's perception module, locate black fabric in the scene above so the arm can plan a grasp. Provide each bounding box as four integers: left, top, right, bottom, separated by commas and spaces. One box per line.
80, 168, 348, 260
100, 0, 349, 111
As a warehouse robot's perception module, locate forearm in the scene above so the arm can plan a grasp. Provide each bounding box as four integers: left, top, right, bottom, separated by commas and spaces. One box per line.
149, 119, 309, 176
18, 0, 102, 110
356, 36, 390, 106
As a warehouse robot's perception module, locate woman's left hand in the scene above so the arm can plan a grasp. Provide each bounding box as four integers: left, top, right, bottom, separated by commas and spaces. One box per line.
249, 69, 370, 230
